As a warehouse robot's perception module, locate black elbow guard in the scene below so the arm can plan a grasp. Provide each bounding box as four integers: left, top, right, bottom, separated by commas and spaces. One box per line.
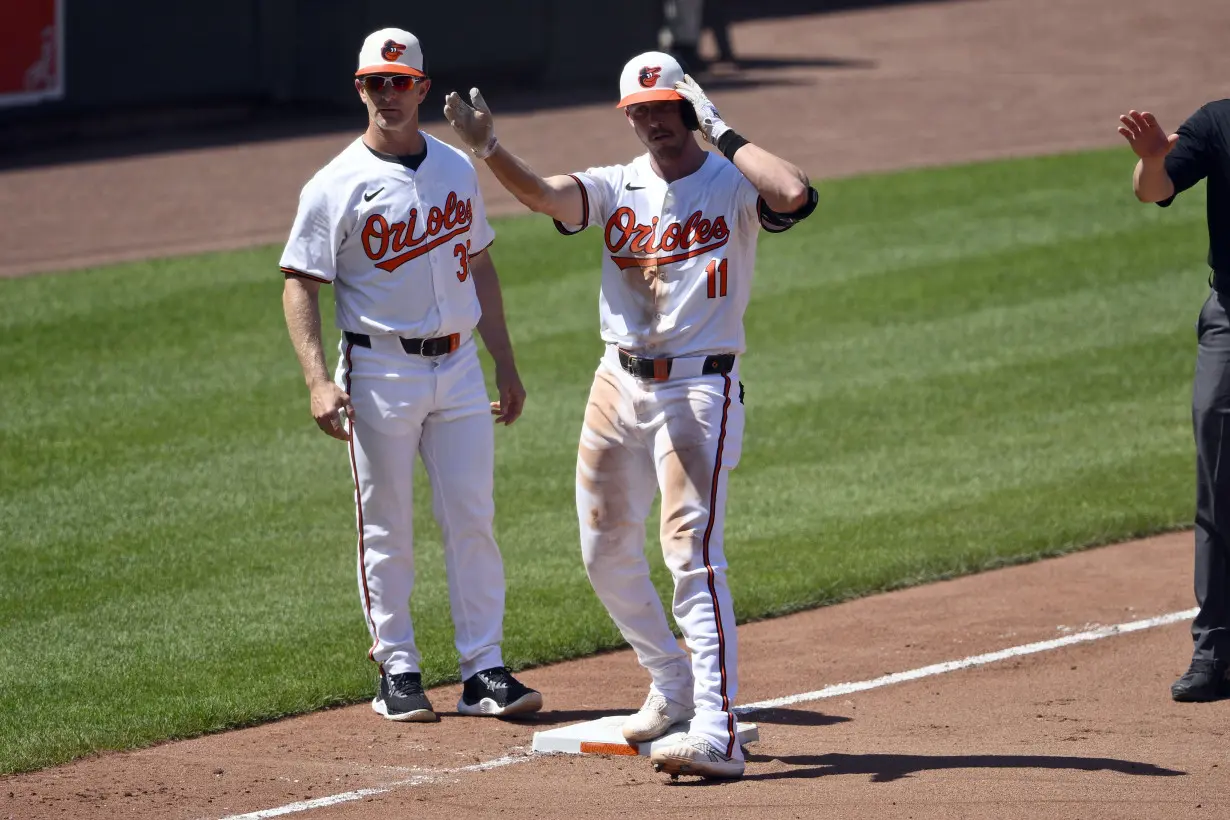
758, 186, 818, 233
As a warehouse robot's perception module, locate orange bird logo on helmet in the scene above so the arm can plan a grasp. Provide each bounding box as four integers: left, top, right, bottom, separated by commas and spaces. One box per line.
381, 40, 407, 61
638, 66, 662, 88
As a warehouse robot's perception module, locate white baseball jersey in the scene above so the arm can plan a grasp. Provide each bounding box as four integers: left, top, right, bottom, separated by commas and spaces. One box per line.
280, 131, 510, 683
554, 151, 786, 358
279, 133, 495, 338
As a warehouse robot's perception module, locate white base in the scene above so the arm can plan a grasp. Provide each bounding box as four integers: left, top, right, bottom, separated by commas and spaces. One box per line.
531, 715, 759, 757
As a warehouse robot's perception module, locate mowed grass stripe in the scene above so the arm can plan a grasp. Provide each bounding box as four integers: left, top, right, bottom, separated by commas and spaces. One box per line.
0, 147, 1209, 773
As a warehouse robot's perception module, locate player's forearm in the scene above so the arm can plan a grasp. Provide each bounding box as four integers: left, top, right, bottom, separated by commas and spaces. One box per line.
470, 254, 517, 370
1133, 157, 1175, 203
483, 145, 571, 222
282, 278, 332, 388
480, 144, 585, 225
730, 142, 810, 214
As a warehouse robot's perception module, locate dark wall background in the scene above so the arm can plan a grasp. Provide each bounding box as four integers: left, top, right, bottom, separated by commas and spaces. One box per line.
62, 1, 262, 106
0, 0, 925, 156
8, 0, 662, 113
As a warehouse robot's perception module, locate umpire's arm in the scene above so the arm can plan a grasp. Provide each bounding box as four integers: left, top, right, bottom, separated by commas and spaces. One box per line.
1118, 109, 1181, 203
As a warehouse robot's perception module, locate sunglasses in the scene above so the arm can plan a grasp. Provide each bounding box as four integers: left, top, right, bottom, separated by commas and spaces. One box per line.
359, 75, 418, 94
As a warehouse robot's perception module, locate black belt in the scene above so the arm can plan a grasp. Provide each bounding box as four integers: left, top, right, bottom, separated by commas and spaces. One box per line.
343, 330, 460, 357
617, 348, 735, 381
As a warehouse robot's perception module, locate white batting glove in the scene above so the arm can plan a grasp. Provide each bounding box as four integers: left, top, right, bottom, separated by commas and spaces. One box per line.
674, 74, 730, 146
443, 87, 498, 159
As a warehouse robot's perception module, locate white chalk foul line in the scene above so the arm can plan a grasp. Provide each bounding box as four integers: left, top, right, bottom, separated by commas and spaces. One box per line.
215, 754, 527, 819
736, 607, 1198, 713
217, 607, 1196, 819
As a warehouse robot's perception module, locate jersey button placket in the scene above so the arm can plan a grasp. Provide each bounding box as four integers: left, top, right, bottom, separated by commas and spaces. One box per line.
652, 187, 675, 339
415, 178, 447, 340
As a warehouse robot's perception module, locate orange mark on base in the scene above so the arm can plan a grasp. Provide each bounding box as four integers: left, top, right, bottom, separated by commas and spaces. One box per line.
579, 742, 640, 756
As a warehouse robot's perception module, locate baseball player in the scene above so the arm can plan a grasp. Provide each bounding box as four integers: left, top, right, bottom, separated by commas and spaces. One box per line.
279, 27, 543, 723
444, 52, 816, 777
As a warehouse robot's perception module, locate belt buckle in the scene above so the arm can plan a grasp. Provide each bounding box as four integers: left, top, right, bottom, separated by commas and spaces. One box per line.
419, 334, 459, 357
621, 350, 669, 381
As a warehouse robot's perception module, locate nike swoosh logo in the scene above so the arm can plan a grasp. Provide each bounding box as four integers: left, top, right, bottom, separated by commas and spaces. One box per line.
625, 183, 645, 191
363, 187, 385, 202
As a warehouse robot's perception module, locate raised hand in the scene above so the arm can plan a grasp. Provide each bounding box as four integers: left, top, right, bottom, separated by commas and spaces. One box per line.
1118, 110, 1179, 161
444, 88, 498, 159
674, 74, 730, 146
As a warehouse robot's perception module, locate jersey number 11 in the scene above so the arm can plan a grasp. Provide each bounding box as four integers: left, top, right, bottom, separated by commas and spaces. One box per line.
706, 258, 728, 299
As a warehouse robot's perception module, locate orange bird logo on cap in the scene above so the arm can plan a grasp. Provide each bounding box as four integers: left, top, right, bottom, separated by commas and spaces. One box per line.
638, 66, 662, 88
381, 40, 407, 61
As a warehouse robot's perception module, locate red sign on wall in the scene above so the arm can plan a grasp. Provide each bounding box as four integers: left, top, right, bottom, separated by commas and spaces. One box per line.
0, 0, 64, 108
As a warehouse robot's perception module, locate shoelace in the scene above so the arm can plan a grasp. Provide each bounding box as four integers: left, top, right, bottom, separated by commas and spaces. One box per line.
682, 737, 723, 760
388, 674, 426, 695
478, 667, 512, 690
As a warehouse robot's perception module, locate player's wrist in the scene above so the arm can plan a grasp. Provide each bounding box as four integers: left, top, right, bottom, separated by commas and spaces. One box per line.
306, 372, 334, 391
472, 134, 499, 160
716, 129, 748, 161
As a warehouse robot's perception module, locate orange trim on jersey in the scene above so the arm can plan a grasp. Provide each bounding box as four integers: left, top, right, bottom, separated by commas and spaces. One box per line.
553, 174, 589, 236
281, 266, 332, 284
355, 64, 426, 78
700, 373, 737, 758
344, 342, 380, 663
616, 89, 684, 108
609, 236, 729, 270
374, 224, 470, 272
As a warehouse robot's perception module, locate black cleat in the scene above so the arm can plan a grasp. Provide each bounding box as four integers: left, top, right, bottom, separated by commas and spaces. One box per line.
1171, 659, 1230, 702
457, 666, 543, 717
372, 671, 438, 722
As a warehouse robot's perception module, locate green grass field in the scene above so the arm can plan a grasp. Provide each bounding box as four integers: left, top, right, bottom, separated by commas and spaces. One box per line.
0, 147, 1210, 774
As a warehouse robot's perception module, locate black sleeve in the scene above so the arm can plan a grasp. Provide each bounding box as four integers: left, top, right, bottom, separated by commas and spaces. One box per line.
1158, 106, 1214, 208
757, 186, 819, 233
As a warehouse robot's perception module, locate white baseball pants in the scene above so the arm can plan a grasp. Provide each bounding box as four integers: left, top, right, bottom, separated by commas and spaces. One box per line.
337, 333, 506, 680
577, 345, 744, 759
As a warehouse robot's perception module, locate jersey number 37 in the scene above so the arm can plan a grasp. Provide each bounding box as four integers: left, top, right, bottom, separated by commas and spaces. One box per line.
454, 240, 471, 282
